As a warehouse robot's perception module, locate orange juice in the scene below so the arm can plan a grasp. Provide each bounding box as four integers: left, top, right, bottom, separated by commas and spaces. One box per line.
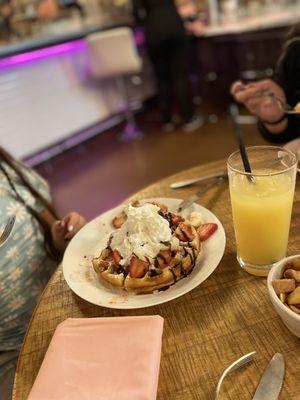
230, 173, 295, 276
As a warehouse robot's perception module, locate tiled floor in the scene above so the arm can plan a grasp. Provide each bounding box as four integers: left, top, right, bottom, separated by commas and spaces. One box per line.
35, 106, 268, 220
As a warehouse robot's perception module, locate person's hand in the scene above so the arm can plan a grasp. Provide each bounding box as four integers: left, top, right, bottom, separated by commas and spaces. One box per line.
37, 0, 58, 21
230, 79, 286, 124
185, 20, 206, 36
51, 212, 86, 253
1, 3, 12, 17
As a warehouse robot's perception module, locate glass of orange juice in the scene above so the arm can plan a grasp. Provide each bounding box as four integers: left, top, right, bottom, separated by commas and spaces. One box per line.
227, 146, 297, 277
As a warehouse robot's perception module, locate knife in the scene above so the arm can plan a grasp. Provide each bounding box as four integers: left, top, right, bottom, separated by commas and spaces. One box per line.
170, 171, 227, 189
252, 353, 285, 400
177, 177, 224, 212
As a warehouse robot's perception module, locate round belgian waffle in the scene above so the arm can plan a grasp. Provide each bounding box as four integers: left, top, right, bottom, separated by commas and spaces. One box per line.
92, 202, 203, 294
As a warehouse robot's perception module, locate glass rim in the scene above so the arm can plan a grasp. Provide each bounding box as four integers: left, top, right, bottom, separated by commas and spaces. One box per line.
227, 145, 298, 177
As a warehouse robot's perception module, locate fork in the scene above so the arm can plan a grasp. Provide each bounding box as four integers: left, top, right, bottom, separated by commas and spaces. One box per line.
177, 177, 224, 212
240, 86, 299, 115
0, 215, 16, 247
214, 351, 256, 400
268, 93, 300, 115
170, 171, 228, 189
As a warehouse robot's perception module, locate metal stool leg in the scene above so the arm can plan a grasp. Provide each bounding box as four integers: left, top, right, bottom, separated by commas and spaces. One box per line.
116, 77, 143, 142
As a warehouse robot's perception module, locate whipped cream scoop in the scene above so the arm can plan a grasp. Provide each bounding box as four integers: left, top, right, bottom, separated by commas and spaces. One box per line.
111, 204, 172, 265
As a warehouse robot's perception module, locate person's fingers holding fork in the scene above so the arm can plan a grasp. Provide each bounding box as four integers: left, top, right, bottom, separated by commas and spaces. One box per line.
231, 79, 286, 122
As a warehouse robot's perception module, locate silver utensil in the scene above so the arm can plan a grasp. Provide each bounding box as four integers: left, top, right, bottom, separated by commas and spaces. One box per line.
252, 353, 285, 400
170, 171, 227, 189
177, 177, 224, 212
258, 91, 298, 115
240, 85, 299, 115
268, 94, 299, 115
214, 351, 256, 400
0, 215, 16, 247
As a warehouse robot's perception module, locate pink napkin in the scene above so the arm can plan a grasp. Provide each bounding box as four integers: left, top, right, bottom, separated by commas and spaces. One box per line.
28, 316, 164, 400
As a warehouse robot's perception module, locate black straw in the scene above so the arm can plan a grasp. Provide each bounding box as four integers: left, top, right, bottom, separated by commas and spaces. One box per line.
229, 104, 254, 181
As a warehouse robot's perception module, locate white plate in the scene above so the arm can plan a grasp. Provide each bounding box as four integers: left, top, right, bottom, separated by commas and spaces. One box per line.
63, 198, 226, 309
284, 139, 300, 172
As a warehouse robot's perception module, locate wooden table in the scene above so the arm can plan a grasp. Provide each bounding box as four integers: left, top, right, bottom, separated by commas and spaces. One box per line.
12, 159, 300, 400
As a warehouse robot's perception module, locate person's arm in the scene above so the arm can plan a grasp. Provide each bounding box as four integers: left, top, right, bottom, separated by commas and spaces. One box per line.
248, 37, 300, 143
230, 79, 299, 143
257, 117, 299, 143
261, 37, 300, 142
132, 0, 146, 24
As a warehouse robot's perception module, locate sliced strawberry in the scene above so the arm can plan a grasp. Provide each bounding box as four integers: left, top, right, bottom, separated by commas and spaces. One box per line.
159, 249, 173, 264
113, 249, 122, 264
171, 213, 184, 227
112, 212, 127, 229
198, 223, 218, 241
175, 225, 187, 242
129, 256, 150, 278
160, 263, 169, 269
178, 223, 195, 242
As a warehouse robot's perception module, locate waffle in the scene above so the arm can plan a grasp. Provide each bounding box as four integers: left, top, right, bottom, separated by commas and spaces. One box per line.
92, 202, 209, 294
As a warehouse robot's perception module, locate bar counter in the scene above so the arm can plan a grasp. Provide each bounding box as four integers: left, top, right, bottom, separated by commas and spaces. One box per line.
1, 6, 299, 59
0, 7, 300, 59
0, 22, 125, 59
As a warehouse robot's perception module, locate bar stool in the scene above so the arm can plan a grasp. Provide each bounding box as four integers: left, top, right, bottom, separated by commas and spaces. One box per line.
86, 27, 143, 142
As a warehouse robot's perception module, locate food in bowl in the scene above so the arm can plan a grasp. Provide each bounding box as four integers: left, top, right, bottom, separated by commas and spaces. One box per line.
272, 257, 300, 315
92, 201, 218, 294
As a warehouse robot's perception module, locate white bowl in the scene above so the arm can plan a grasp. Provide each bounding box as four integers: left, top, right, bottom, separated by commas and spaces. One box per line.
268, 255, 300, 338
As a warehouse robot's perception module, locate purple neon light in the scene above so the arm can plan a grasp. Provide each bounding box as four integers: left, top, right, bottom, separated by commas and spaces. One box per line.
0, 39, 86, 70
134, 28, 145, 46
0, 29, 144, 70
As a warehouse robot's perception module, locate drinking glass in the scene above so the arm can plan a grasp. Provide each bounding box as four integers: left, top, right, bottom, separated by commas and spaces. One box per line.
227, 146, 297, 277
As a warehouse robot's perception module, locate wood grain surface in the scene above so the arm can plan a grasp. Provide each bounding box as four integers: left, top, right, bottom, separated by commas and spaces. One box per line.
12, 159, 300, 400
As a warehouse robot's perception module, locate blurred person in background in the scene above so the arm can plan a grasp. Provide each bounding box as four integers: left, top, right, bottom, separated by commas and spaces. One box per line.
0, 146, 86, 400
132, 0, 203, 132
178, 0, 206, 36
0, 0, 15, 40
231, 25, 300, 143
37, 0, 59, 21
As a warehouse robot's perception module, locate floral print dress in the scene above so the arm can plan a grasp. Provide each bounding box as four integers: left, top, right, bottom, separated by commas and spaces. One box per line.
0, 161, 56, 351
